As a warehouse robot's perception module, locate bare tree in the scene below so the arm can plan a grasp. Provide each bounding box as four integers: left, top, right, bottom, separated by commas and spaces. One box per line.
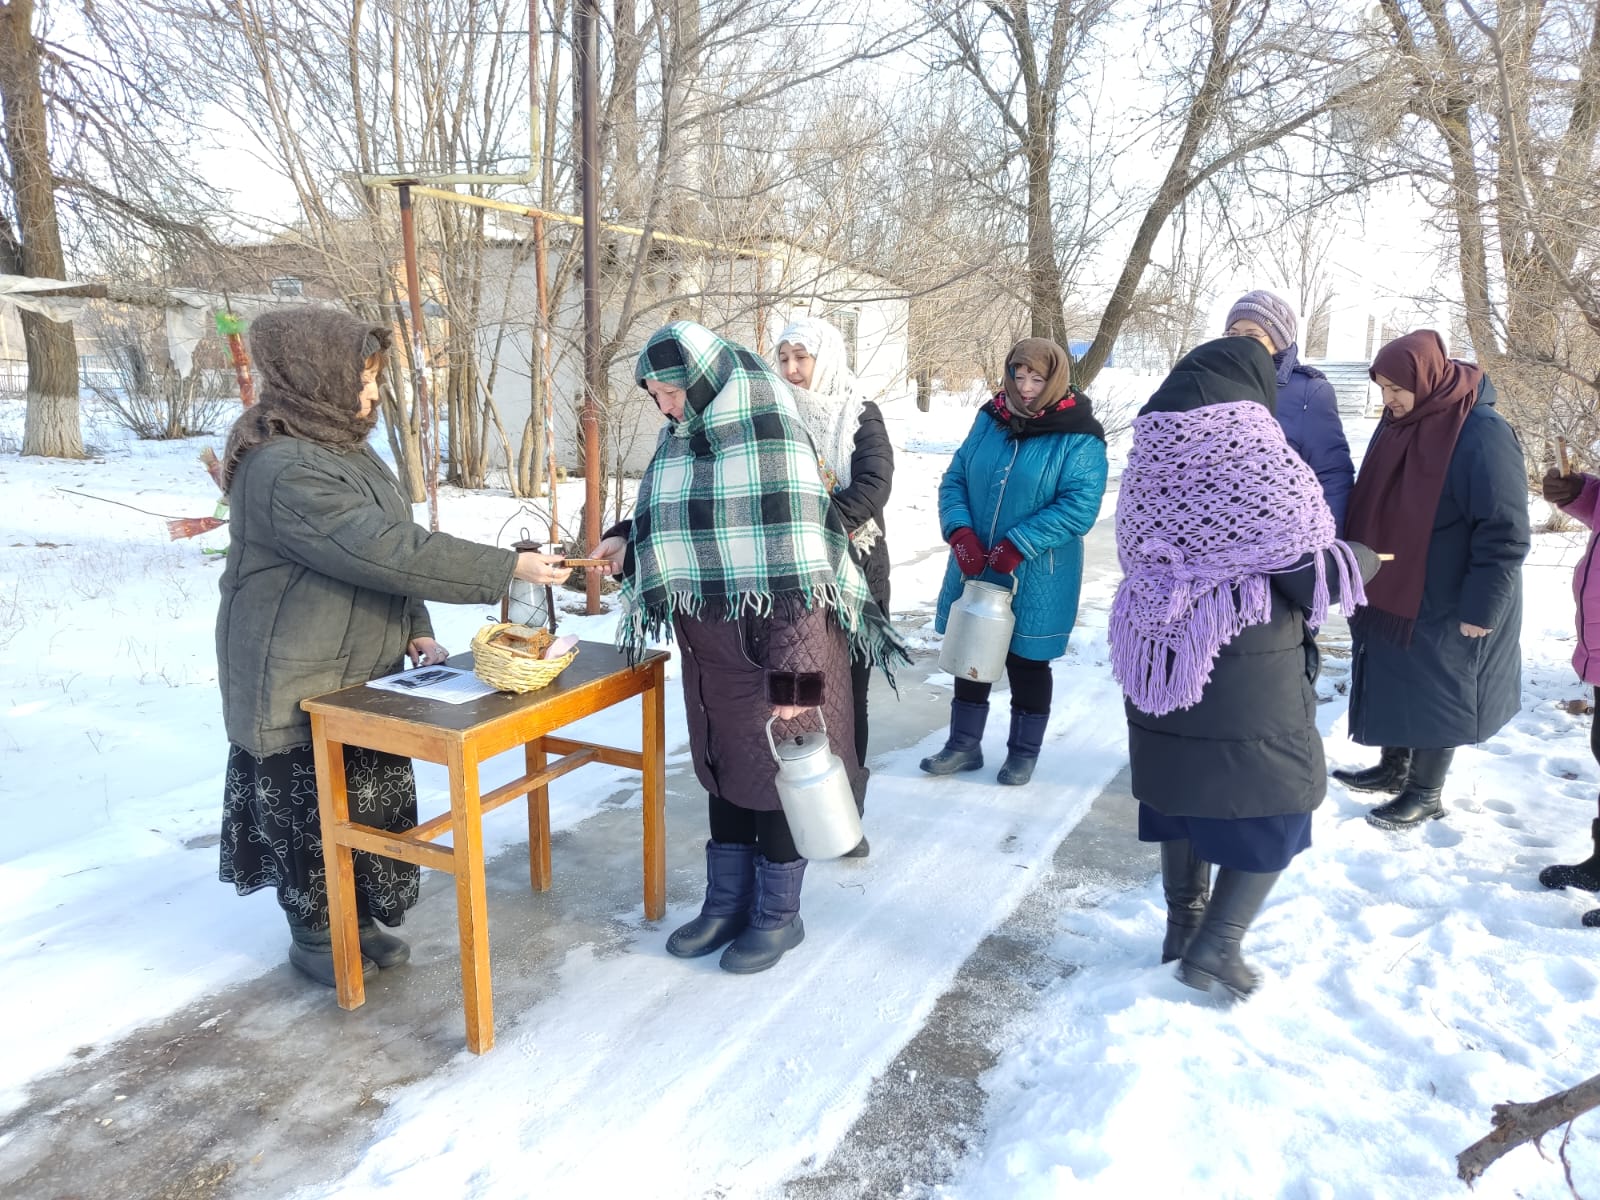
0, 1, 222, 458
913, 1, 1392, 389
1072, 0, 1389, 386
156, 0, 546, 496
1369, 0, 1600, 452
922, 0, 1113, 346
0, 0, 77, 458
1259, 196, 1341, 358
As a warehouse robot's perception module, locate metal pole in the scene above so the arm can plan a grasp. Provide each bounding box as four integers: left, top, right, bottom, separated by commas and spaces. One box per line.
535, 215, 558, 541
578, 0, 602, 613
530, 0, 558, 544
397, 183, 440, 531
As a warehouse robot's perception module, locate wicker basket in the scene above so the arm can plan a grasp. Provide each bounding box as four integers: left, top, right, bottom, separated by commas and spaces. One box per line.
471, 623, 578, 694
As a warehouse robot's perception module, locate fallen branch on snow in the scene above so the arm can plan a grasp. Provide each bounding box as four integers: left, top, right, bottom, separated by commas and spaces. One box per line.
1457, 1070, 1600, 1189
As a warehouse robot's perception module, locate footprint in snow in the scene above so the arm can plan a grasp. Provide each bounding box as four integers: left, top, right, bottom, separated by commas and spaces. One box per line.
1425, 823, 1465, 849
1543, 956, 1600, 1002
1543, 756, 1588, 781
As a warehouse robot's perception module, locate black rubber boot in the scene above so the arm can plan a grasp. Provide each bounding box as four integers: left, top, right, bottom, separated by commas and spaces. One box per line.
1333, 747, 1412, 794
1160, 839, 1212, 964
286, 916, 376, 988
668, 840, 757, 958
920, 699, 989, 775
996, 709, 1049, 786
720, 856, 806, 974
1539, 818, 1600, 892
1368, 747, 1454, 830
1177, 868, 1281, 1000
357, 918, 411, 968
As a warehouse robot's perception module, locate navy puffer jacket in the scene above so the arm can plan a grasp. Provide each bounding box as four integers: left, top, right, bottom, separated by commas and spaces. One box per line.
1274, 343, 1355, 535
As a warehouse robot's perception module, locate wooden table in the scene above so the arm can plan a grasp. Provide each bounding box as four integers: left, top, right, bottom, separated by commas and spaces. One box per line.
302, 641, 669, 1053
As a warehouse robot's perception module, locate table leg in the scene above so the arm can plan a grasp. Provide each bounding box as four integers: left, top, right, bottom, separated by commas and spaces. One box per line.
447, 742, 494, 1054
642, 661, 666, 921
310, 715, 366, 1011
526, 735, 552, 892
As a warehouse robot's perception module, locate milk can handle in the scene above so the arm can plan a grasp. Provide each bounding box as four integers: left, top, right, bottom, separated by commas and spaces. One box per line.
764, 707, 828, 762
976, 569, 1021, 593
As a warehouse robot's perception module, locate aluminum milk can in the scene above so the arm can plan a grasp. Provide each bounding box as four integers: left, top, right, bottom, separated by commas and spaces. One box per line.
937, 577, 1017, 683
766, 711, 862, 860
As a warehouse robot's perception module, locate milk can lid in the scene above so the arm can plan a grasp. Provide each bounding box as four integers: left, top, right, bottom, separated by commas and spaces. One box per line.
774, 730, 830, 760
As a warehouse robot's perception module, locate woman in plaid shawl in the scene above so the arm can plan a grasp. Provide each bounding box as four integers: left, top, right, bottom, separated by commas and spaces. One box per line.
773, 315, 895, 857
591, 321, 904, 975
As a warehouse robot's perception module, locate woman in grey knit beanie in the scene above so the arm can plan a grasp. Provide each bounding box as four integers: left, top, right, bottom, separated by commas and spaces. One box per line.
1224, 289, 1355, 533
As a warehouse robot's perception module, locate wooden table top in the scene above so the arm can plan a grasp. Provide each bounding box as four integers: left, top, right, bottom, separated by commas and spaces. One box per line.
301, 639, 669, 733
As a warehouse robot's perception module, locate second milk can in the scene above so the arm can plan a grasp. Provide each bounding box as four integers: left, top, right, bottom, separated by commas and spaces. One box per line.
938, 577, 1017, 683
766, 712, 862, 860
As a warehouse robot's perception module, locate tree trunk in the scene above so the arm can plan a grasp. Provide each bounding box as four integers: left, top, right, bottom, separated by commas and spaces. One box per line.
1024, 131, 1068, 345
0, 0, 83, 459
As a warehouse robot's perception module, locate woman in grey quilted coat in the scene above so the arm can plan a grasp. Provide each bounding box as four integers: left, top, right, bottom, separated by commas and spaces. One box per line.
215, 306, 569, 987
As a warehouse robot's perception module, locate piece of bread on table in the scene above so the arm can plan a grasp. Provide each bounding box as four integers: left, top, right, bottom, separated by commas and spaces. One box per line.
489, 625, 553, 656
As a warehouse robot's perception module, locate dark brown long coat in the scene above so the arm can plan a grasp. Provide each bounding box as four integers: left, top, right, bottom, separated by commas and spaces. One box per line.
674, 604, 865, 812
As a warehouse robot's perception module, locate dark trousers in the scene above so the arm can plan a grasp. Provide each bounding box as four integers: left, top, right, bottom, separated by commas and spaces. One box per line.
954, 651, 1052, 714
850, 656, 871, 769
1592, 687, 1600, 818
709, 793, 800, 863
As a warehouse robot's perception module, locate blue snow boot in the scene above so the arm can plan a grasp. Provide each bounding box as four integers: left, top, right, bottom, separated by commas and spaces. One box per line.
720, 856, 807, 974
996, 709, 1049, 786
920, 699, 989, 775
668, 840, 757, 958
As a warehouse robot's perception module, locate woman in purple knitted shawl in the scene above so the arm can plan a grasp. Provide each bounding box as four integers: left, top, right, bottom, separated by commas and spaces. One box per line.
1110, 337, 1379, 1001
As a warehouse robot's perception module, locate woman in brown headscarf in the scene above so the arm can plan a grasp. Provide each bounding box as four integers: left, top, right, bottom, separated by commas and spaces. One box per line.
1334, 330, 1530, 829
923, 338, 1110, 784
216, 306, 571, 986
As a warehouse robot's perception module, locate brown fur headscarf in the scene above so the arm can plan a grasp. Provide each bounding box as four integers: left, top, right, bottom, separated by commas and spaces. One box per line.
221, 306, 392, 491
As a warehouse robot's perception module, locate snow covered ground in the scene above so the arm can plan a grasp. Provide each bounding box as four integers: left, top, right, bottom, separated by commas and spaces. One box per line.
1, 391, 1596, 1198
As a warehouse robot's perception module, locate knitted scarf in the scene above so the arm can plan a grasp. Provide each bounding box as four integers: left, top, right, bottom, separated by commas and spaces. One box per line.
1110, 398, 1366, 717
775, 316, 865, 492
221, 306, 391, 491
1345, 329, 1482, 643
623, 321, 906, 673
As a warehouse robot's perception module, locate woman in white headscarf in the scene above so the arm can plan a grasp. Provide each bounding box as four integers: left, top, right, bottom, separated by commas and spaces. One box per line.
773, 316, 894, 857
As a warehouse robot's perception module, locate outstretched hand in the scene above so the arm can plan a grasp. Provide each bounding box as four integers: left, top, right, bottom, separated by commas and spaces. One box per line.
513, 551, 573, 586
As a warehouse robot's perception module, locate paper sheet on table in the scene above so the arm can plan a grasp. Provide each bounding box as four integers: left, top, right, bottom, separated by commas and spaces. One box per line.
365, 665, 498, 704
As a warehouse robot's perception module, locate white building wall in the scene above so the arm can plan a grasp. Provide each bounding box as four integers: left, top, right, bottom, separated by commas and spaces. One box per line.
476, 240, 911, 475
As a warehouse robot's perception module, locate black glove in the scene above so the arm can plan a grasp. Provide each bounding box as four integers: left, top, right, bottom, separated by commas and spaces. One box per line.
1543, 469, 1583, 508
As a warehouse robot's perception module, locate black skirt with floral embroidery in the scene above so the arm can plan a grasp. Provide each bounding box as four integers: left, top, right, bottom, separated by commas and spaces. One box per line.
219, 742, 420, 929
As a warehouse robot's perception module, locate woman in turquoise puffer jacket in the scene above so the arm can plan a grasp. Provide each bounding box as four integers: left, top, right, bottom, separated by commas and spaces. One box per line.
923, 337, 1110, 785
